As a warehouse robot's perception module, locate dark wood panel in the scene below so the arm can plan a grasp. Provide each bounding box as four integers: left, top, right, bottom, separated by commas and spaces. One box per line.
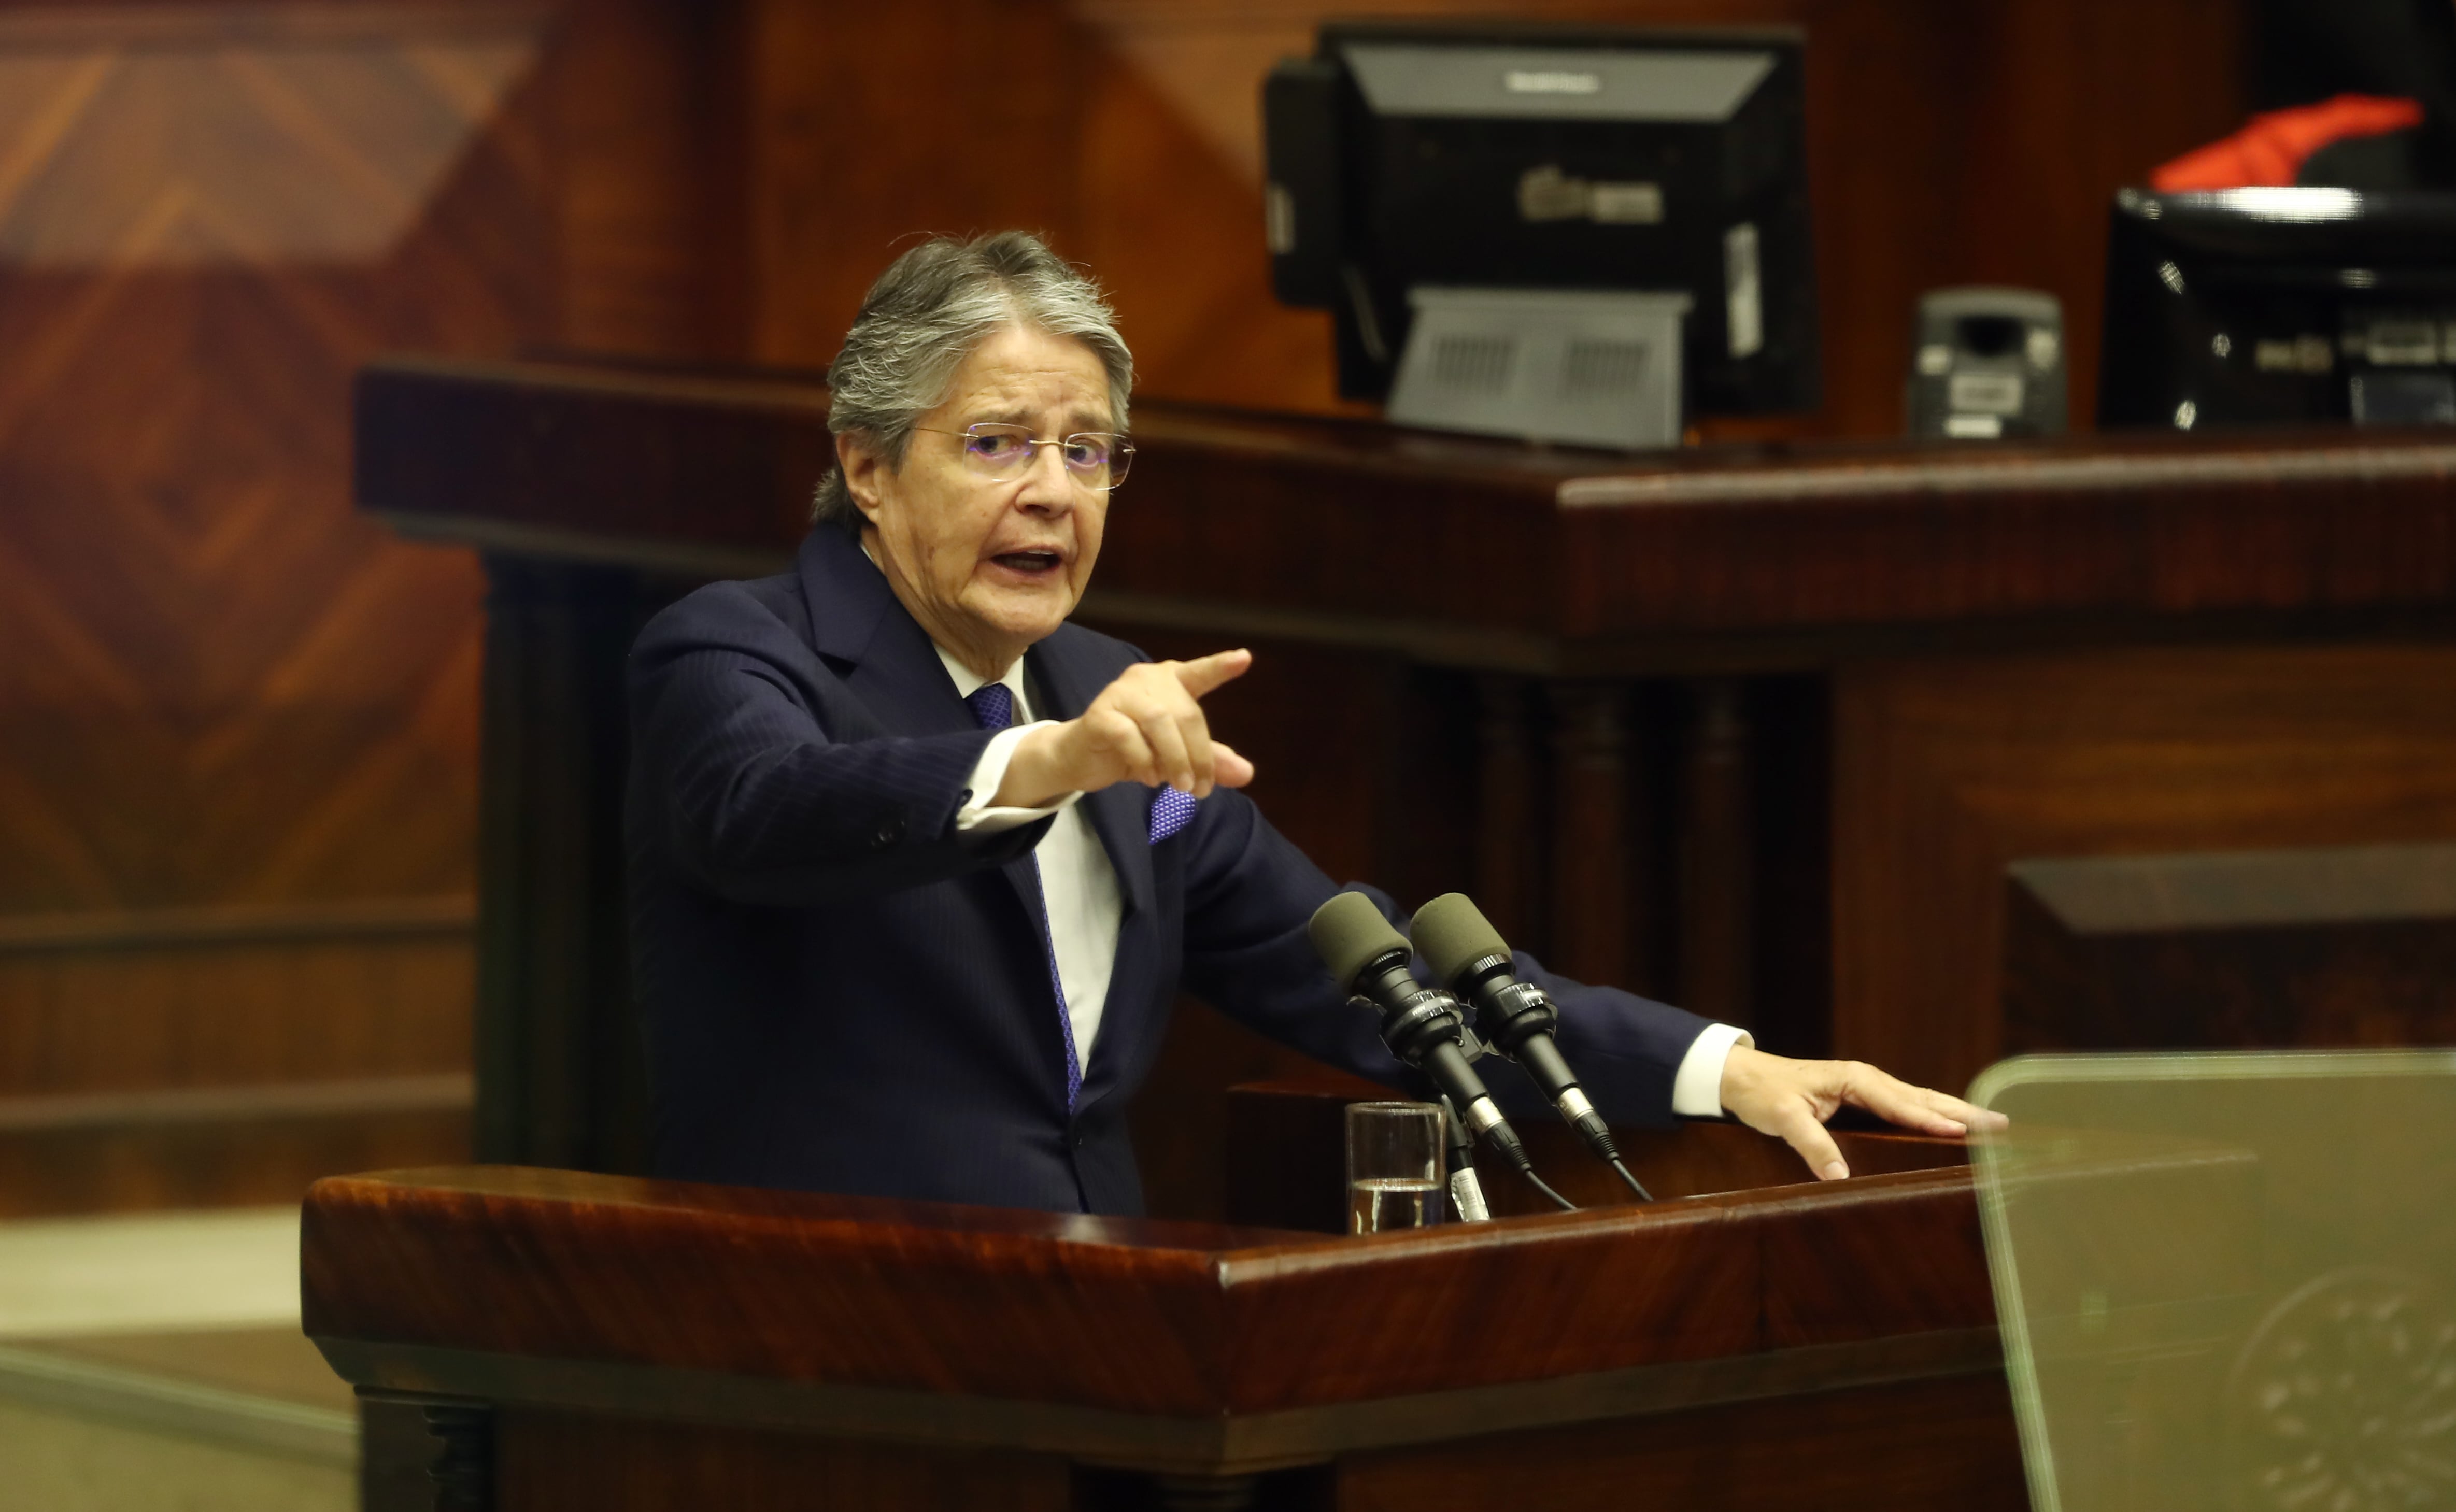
0, 1075, 471, 1217
1224, 1076, 1384, 1235
542, 0, 747, 358
0, 911, 471, 1095
2005, 843, 2456, 1053
1834, 642, 2456, 1093
1335, 1371, 2025, 1512
0, 0, 734, 1206
356, 355, 829, 564
1130, 998, 1345, 1225
0, 0, 569, 916
360, 359, 2456, 651
736, 0, 1085, 368
496, 1410, 1074, 1512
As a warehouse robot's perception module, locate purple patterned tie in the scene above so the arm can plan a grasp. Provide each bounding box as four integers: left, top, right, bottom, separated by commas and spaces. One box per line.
967, 682, 1082, 1108
1149, 785, 1197, 842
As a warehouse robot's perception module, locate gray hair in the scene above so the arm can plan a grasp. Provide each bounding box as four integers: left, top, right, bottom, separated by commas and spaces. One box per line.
812, 231, 1133, 533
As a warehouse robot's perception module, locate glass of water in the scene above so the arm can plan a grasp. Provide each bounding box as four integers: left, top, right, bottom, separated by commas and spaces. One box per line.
1346, 1101, 1446, 1234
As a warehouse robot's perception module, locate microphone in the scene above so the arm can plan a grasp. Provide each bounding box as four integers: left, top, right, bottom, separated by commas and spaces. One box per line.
1307, 892, 1573, 1211
1410, 892, 1656, 1203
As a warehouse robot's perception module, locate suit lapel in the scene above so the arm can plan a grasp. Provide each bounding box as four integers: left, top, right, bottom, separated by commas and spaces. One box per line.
800, 530, 1153, 1116
801, 530, 1058, 1076
798, 527, 975, 739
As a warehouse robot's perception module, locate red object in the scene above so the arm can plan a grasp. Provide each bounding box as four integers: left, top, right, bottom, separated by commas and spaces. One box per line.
2151, 93, 2425, 190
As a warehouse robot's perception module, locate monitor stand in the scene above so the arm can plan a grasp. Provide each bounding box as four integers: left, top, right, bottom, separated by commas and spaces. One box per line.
1385, 287, 1691, 451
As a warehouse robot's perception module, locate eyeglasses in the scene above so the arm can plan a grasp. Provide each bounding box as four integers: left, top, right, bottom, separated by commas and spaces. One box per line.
915, 423, 1134, 490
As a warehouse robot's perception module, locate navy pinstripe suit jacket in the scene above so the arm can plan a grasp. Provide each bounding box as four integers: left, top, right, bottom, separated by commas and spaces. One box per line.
625, 526, 1711, 1214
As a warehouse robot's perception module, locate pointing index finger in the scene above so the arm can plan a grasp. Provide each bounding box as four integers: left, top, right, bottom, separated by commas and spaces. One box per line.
1172, 648, 1253, 700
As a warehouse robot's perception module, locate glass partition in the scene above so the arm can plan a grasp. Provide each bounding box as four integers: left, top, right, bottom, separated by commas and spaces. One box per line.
1968, 1050, 2456, 1512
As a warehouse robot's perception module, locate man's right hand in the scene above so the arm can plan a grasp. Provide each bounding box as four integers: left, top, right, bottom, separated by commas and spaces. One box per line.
994, 649, 1256, 809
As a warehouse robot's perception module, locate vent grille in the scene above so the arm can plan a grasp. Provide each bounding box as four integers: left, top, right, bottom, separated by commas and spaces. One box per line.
1564, 339, 1650, 396
1429, 335, 1515, 393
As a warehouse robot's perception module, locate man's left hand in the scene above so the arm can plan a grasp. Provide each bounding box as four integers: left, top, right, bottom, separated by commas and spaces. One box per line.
1717, 1044, 2008, 1181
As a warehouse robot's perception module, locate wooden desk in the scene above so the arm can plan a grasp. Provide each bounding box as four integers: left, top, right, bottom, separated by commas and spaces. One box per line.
306, 1108, 2013, 1512
353, 353, 2456, 1196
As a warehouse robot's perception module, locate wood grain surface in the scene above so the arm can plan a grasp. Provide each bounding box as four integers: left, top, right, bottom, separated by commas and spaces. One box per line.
0, 0, 722, 1211
2005, 843, 2456, 1055
1334, 1371, 2025, 1512
0, 1073, 470, 1217
495, 1411, 1074, 1512
1221, 1078, 1969, 1228
302, 1147, 1993, 1423
1834, 642, 2456, 1093
361, 356, 2456, 661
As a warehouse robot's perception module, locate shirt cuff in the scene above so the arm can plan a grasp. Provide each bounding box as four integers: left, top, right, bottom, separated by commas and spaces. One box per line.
955, 721, 1084, 833
1670, 1022, 1755, 1118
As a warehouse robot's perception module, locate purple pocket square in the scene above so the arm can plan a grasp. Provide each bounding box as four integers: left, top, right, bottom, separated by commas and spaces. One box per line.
1148, 787, 1198, 843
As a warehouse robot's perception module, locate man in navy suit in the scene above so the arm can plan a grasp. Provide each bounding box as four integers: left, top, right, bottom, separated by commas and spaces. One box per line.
628, 232, 1996, 1216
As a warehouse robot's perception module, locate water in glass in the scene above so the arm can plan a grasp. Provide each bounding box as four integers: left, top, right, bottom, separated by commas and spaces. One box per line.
1350, 1177, 1444, 1234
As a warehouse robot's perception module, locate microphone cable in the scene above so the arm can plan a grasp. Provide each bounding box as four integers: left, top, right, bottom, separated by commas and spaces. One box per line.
1521, 1164, 1578, 1213
1610, 1158, 1655, 1203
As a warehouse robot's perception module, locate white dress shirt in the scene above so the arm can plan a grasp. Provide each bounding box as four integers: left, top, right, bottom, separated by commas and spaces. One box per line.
939, 647, 1121, 1063
934, 641, 1748, 1118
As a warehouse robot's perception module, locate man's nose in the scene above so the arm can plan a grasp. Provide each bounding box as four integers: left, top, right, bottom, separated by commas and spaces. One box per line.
1014, 441, 1075, 510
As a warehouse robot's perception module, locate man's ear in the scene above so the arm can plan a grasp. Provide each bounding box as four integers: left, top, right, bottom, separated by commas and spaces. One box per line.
837, 431, 889, 524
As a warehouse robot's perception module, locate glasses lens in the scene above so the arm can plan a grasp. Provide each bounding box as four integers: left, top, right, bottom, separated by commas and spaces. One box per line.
1070, 436, 1132, 488
961, 425, 1033, 472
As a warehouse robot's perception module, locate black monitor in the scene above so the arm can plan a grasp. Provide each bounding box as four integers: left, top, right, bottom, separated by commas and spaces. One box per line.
2097, 187, 2456, 431
1262, 20, 1816, 418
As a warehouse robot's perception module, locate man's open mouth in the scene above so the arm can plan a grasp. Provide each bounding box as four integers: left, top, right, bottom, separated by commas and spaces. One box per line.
992, 550, 1063, 575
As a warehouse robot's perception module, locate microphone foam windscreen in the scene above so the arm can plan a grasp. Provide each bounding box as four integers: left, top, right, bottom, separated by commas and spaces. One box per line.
1308, 891, 1411, 990
1410, 893, 1512, 986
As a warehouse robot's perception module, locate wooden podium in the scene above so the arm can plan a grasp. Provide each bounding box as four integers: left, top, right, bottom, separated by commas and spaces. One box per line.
306, 1087, 2018, 1512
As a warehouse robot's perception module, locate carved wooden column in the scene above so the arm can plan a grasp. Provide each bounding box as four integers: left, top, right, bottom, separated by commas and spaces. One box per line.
1545, 681, 1631, 987
1679, 678, 1754, 1028
476, 556, 673, 1174
1472, 674, 1543, 952
423, 1403, 494, 1511
364, 1392, 493, 1512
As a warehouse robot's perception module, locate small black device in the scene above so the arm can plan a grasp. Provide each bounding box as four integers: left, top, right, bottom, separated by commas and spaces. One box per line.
1261, 19, 1818, 419
2097, 187, 2456, 431
1906, 287, 2067, 440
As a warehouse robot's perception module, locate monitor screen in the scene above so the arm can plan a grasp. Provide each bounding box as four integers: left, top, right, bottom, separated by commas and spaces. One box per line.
1264, 20, 1817, 418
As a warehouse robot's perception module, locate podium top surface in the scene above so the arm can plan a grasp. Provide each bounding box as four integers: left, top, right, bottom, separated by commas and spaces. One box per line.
355, 353, 2456, 668
304, 1145, 1990, 1470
